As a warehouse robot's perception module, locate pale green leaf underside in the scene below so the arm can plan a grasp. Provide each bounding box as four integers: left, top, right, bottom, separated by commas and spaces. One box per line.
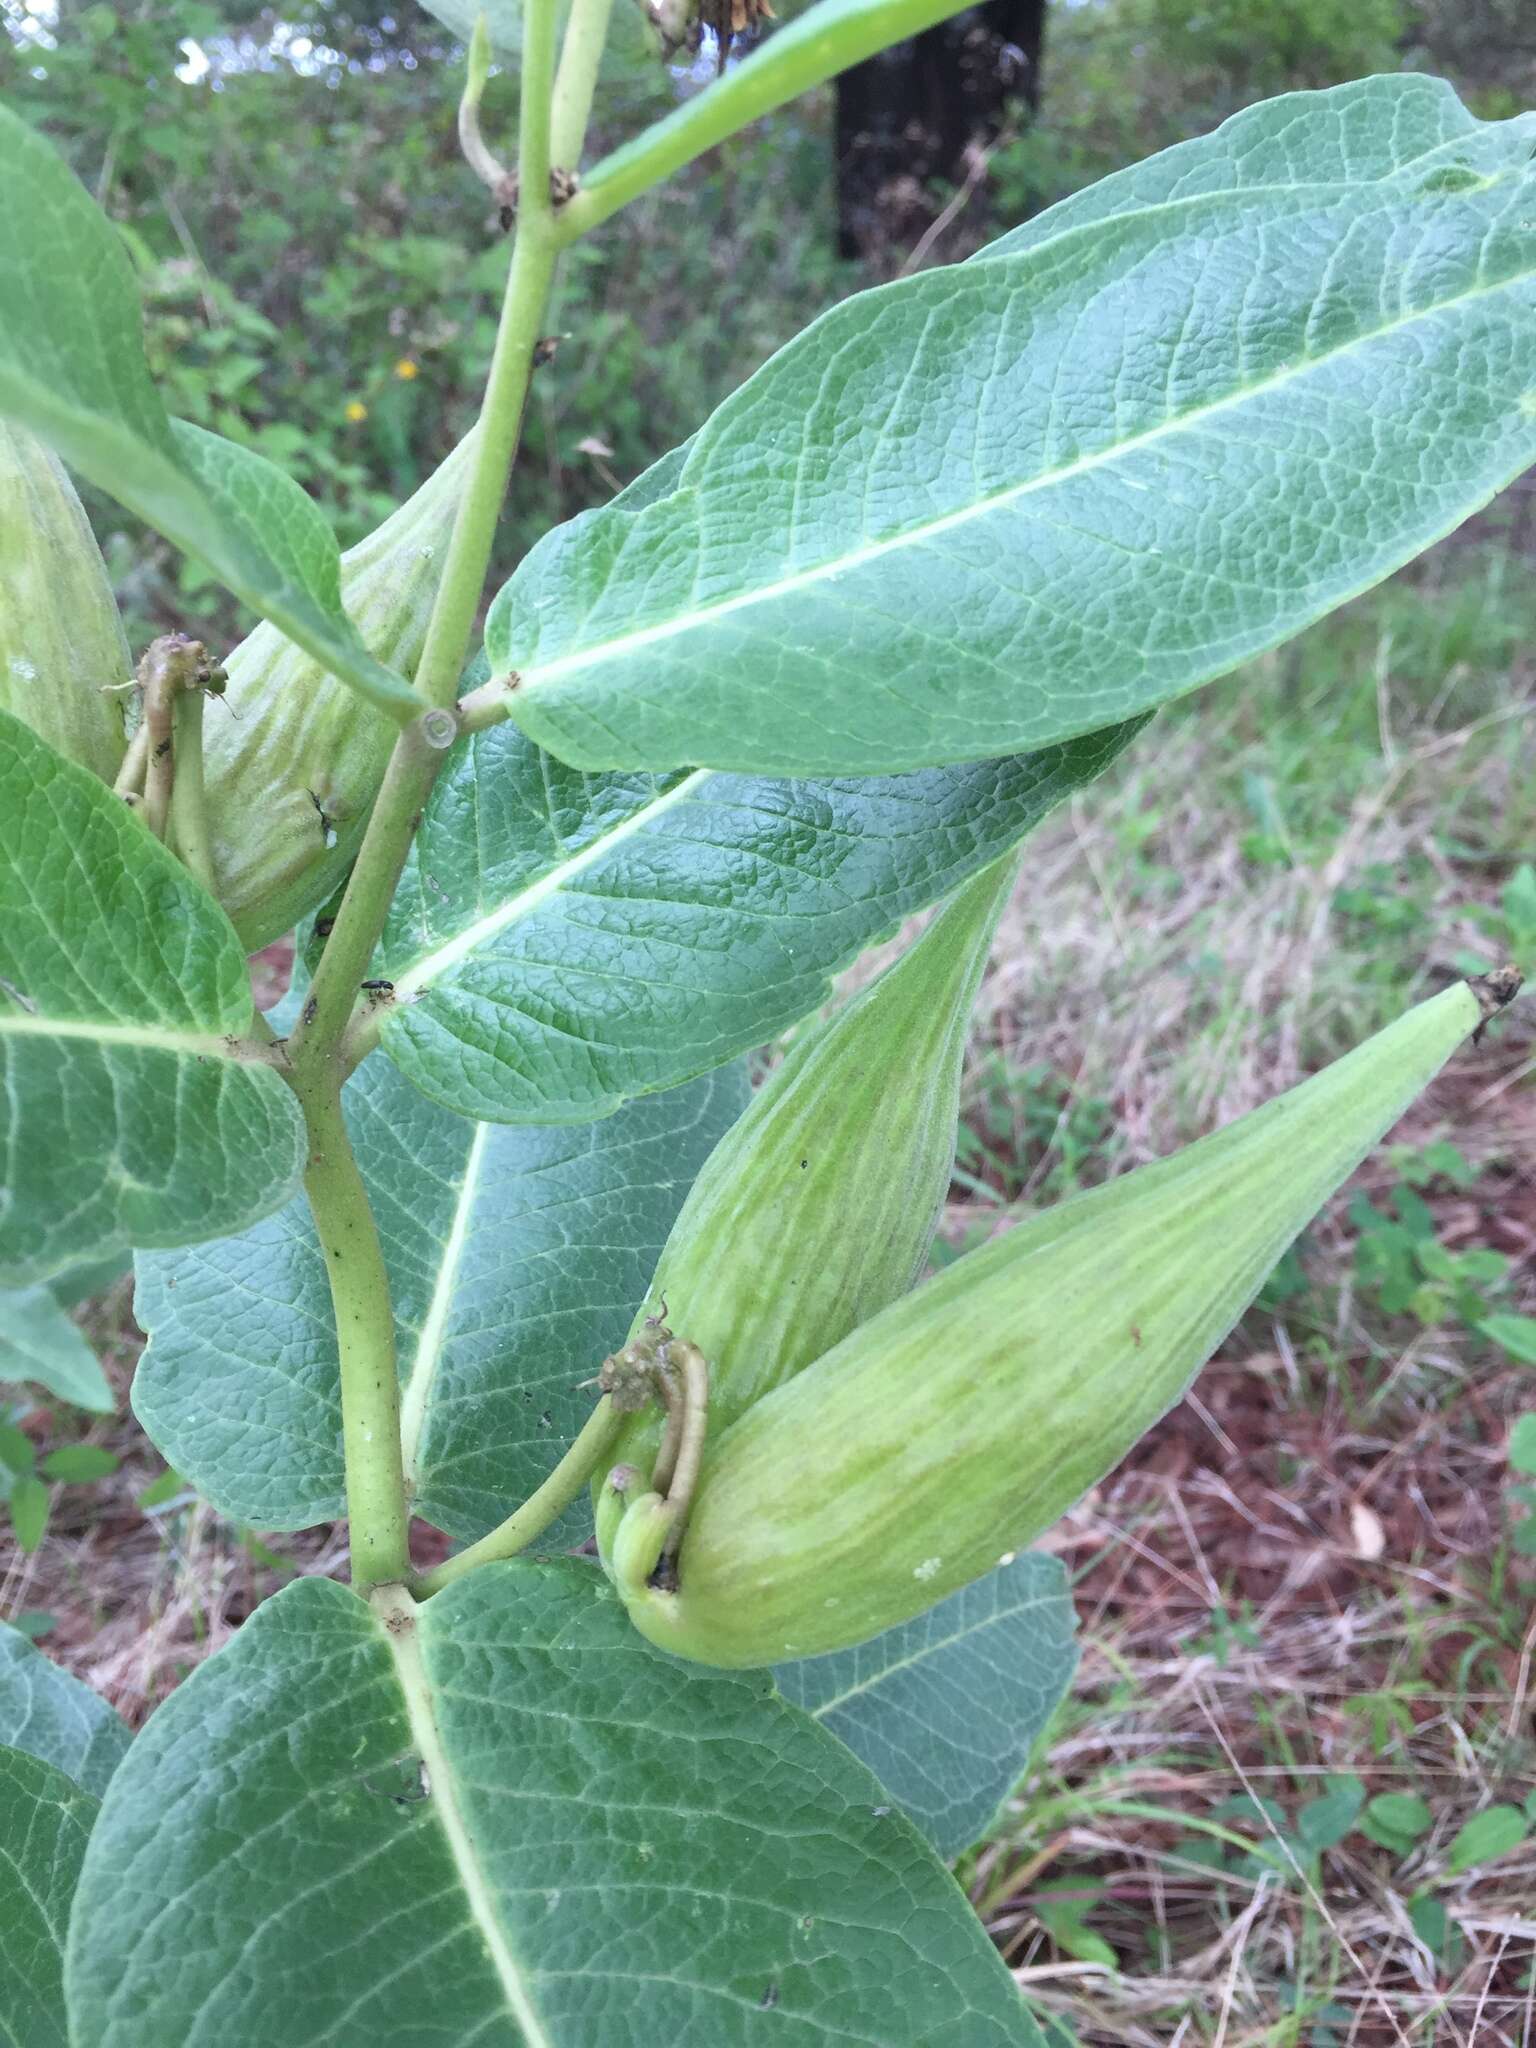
132, 1061, 746, 1536
490, 76, 1536, 777
0, 714, 306, 1286
0, 106, 415, 720
775, 1553, 1078, 1859
374, 716, 1143, 1124
0, 1747, 97, 2048
0, 1622, 129, 1798
67, 1568, 1041, 2047
0, 1287, 113, 1411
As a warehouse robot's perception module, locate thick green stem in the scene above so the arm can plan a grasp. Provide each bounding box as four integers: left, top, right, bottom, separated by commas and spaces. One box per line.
300, 1080, 411, 1591
280, 0, 567, 1598
550, 0, 616, 168
288, 5, 562, 1083
168, 687, 217, 895
412, 1399, 624, 1597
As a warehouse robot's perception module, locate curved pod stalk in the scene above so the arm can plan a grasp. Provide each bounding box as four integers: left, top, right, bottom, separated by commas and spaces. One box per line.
613, 973, 1519, 1666
594, 852, 1019, 1558
0, 419, 129, 785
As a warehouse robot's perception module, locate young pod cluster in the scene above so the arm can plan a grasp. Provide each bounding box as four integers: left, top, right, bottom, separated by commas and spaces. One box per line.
0, 419, 130, 786
203, 433, 476, 950
611, 974, 1519, 1667
594, 854, 1020, 1562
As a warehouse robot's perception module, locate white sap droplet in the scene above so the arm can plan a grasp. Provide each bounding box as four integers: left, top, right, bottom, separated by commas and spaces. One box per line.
997, 1551, 1017, 1568
913, 1556, 942, 1581
545, 1889, 561, 1912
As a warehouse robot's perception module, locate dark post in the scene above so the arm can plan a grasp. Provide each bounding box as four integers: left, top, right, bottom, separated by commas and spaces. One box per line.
834, 0, 1046, 262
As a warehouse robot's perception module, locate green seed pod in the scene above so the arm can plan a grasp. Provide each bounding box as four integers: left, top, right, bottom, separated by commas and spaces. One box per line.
612, 972, 1519, 1667
205, 432, 476, 951
594, 853, 1019, 1560
0, 419, 130, 785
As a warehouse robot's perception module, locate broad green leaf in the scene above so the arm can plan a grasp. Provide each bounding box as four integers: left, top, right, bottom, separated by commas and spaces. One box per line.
0, 1621, 130, 1796
1480, 1312, 1536, 1364
9, 1472, 49, 1552
977, 72, 1518, 262
373, 715, 1143, 1123
0, 106, 416, 723
1295, 1776, 1366, 1857
40, 1251, 131, 1312
489, 77, 1536, 778
67, 1566, 1043, 2047
133, 1059, 746, 1536
0, 1424, 33, 1474
1359, 1792, 1433, 1854
1509, 1413, 1536, 1475
0, 1746, 98, 2048
39, 1445, 118, 1483
0, 714, 306, 1286
1444, 1804, 1526, 1875
0, 1288, 113, 1412
774, 1553, 1077, 1859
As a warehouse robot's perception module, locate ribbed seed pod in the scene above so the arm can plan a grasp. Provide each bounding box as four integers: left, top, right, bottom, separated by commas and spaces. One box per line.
204, 432, 476, 951
611, 973, 1519, 1667
0, 419, 130, 785
594, 852, 1019, 1562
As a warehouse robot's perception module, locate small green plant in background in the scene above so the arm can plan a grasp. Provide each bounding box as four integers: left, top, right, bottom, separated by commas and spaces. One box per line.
1508, 1412, 1536, 1556
1348, 1140, 1531, 1356
1451, 861, 1536, 975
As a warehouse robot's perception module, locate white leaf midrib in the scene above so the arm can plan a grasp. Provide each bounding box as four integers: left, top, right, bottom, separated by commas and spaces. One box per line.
398, 1120, 491, 1486
379, 1592, 555, 2048
389, 768, 711, 999
513, 251, 1534, 689
0, 1015, 240, 1056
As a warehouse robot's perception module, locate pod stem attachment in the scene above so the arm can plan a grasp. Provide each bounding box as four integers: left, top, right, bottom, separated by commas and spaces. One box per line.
411, 1395, 626, 1598
655, 1341, 709, 1563
169, 685, 217, 895
112, 717, 150, 802
140, 649, 177, 841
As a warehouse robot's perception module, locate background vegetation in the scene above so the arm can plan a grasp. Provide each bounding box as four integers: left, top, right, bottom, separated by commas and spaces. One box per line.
2, 0, 1533, 2038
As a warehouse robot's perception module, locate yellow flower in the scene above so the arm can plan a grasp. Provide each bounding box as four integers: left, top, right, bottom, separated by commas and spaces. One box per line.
345, 400, 368, 423
393, 359, 419, 381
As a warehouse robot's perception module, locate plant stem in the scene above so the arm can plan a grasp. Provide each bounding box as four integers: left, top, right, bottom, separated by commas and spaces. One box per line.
556, 0, 962, 243
140, 667, 176, 841
658, 1341, 709, 1560
550, 0, 615, 169
288, 7, 562, 1082
284, 0, 570, 1594
112, 717, 150, 801
299, 1078, 411, 1591
412, 1399, 624, 1597
168, 687, 218, 895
